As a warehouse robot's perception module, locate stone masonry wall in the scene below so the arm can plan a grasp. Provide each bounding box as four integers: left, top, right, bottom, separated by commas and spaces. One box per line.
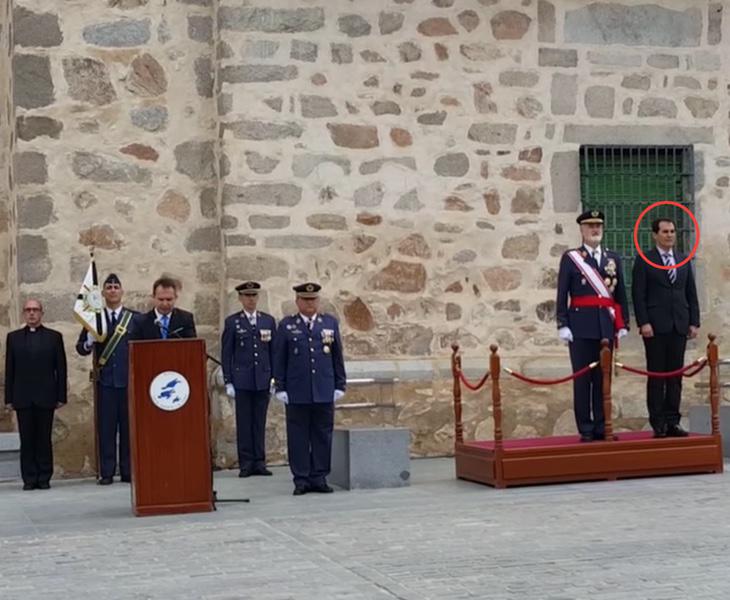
5, 0, 730, 474
0, 0, 17, 434
11, 0, 219, 475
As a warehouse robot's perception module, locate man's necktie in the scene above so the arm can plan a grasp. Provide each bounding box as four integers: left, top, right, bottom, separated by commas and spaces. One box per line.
109, 310, 117, 331
307, 319, 313, 332
160, 314, 169, 339
662, 252, 677, 284
592, 250, 599, 265
249, 315, 256, 328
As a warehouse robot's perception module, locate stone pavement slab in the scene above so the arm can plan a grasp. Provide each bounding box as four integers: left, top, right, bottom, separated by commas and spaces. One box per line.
0, 459, 729, 600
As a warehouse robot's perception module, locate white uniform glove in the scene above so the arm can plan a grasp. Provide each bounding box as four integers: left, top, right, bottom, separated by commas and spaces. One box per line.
334, 389, 345, 402
558, 327, 574, 344
84, 330, 95, 351
225, 383, 235, 398
617, 328, 628, 339
275, 391, 289, 405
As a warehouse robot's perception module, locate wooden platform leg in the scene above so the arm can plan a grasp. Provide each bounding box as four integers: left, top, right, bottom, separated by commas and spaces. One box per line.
600, 339, 616, 441
451, 343, 464, 447
490, 344, 504, 488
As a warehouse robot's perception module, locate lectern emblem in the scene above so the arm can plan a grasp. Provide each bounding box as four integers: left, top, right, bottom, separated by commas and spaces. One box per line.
149, 371, 190, 412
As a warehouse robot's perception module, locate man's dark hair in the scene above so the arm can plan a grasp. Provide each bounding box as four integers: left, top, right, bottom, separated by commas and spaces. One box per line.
152, 277, 179, 294
651, 218, 676, 234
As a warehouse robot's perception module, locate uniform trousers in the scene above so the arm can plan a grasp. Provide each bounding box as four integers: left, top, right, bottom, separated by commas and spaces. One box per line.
569, 338, 613, 436
97, 385, 130, 480
285, 403, 334, 488
234, 389, 270, 470
16, 406, 55, 485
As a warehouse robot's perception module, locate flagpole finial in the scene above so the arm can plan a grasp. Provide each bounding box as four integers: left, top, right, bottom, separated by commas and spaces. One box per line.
90, 246, 95, 259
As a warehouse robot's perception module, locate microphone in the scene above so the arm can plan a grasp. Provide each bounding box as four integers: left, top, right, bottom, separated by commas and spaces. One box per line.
154, 317, 170, 338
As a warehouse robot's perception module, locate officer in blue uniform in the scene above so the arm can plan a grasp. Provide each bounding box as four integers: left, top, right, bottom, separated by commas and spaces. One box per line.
556, 211, 629, 442
75, 274, 138, 484
273, 282, 347, 495
221, 281, 276, 477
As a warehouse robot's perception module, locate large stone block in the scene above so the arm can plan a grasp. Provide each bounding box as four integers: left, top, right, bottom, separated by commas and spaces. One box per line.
13, 6, 63, 47
564, 124, 713, 145
538, 0, 555, 42
585, 85, 615, 118
226, 119, 303, 140
689, 405, 730, 457
14, 152, 47, 185
550, 152, 580, 213
467, 123, 517, 145
130, 106, 168, 131
218, 7, 324, 33
550, 73, 577, 115
174, 141, 216, 181
565, 4, 701, 47
226, 255, 289, 281
16, 116, 63, 141
221, 65, 297, 84
72, 152, 152, 184
83, 19, 151, 47
222, 183, 302, 207
17, 235, 52, 283
18, 194, 53, 229
63, 58, 117, 106
0, 433, 21, 481
13, 54, 54, 109
330, 427, 411, 490
125, 53, 167, 96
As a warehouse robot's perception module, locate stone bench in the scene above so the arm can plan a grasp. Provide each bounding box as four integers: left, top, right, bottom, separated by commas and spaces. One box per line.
330, 427, 411, 490
0, 432, 21, 481
688, 405, 730, 458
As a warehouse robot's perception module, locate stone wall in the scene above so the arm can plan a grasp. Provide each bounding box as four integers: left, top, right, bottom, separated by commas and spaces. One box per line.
5, 0, 730, 475
0, 0, 17, 433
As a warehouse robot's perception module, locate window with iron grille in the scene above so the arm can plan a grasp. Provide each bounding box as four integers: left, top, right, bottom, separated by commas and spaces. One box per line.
579, 145, 695, 291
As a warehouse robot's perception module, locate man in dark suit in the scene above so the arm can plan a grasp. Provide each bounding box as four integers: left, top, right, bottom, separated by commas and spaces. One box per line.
556, 210, 629, 442
76, 273, 138, 485
134, 276, 197, 340
221, 281, 276, 477
4, 299, 67, 490
632, 217, 700, 438
273, 282, 346, 495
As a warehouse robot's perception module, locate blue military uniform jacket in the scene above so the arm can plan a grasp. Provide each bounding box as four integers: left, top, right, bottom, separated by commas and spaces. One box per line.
273, 313, 346, 404
75, 308, 139, 389
221, 311, 276, 392
556, 247, 629, 340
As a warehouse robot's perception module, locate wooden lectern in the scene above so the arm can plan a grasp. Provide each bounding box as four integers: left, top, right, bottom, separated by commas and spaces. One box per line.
128, 338, 214, 516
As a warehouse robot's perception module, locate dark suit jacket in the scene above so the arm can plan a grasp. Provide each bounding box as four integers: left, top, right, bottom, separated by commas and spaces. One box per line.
4, 325, 67, 409
75, 307, 139, 388
132, 308, 197, 340
632, 248, 700, 335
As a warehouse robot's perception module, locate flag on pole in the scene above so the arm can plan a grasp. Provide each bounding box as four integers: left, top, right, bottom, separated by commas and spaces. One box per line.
74, 251, 107, 342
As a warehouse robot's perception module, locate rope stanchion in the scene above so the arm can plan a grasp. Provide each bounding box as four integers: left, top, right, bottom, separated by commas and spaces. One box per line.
456, 369, 490, 391
504, 362, 598, 386
615, 357, 707, 379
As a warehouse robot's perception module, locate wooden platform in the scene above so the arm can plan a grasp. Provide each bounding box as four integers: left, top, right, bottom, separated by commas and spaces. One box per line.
455, 431, 724, 488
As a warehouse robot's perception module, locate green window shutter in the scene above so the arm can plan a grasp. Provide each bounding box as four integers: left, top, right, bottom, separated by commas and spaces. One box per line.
579, 145, 695, 292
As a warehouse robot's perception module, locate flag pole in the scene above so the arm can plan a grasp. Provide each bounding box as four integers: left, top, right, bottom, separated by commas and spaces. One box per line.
90, 248, 101, 479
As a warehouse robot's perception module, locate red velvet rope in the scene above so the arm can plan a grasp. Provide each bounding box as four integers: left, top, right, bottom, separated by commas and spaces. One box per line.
504, 362, 597, 386
456, 369, 490, 391
616, 358, 707, 379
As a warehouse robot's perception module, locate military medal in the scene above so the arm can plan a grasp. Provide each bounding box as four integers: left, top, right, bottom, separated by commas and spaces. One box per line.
323, 346, 331, 354
260, 329, 271, 342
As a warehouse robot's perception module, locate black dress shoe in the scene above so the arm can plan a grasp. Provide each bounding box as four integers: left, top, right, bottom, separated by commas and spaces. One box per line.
593, 433, 605, 441
666, 425, 689, 437
98, 477, 113, 485
238, 468, 252, 478
292, 486, 308, 496
579, 434, 593, 443
37, 482, 50, 490
253, 467, 273, 476
22, 483, 36, 491
120, 476, 131, 483
653, 429, 667, 438
309, 484, 334, 493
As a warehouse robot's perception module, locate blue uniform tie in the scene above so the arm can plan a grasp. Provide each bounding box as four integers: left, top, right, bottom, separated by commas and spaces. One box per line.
160, 314, 169, 339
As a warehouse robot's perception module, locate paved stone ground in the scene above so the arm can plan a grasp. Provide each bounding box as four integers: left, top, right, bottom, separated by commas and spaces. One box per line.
1, 458, 729, 600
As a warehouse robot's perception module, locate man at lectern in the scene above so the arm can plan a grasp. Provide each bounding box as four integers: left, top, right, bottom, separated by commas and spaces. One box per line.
556, 210, 629, 442
221, 281, 276, 478
273, 282, 346, 496
134, 276, 197, 340
76, 273, 138, 485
